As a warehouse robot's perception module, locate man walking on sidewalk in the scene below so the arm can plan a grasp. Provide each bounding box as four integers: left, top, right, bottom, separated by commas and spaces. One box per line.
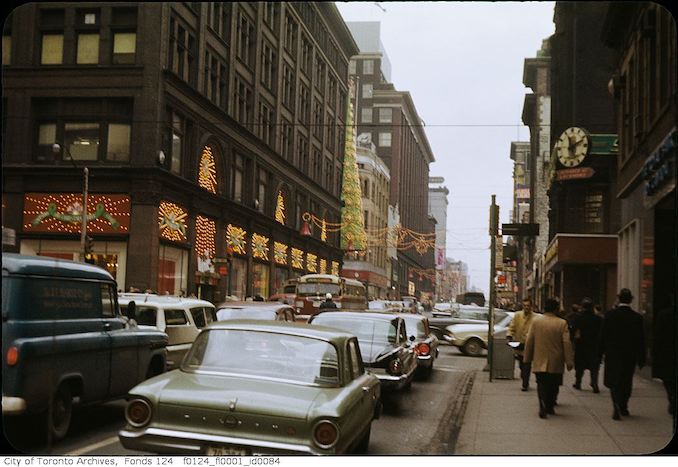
524, 298, 574, 419
601, 288, 646, 420
571, 297, 603, 393
508, 297, 538, 391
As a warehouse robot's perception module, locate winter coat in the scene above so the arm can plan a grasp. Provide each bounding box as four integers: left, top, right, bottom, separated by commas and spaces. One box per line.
523, 312, 574, 374
572, 311, 603, 370
507, 309, 536, 357
601, 304, 645, 388
319, 300, 338, 310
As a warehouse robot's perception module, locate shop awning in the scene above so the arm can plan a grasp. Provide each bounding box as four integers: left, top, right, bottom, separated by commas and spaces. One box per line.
544, 234, 617, 272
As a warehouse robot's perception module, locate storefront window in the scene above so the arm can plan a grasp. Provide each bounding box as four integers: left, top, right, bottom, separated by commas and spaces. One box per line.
274, 266, 289, 296
230, 257, 247, 300
158, 244, 188, 295
252, 262, 270, 299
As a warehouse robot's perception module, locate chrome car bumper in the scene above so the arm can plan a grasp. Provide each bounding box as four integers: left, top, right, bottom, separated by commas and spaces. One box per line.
416, 354, 434, 368
119, 427, 323, 455
2, 396, 27, 414
372, 365, 417, 391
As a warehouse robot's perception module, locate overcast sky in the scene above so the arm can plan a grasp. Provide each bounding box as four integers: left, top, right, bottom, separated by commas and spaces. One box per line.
336, 1, 556, 296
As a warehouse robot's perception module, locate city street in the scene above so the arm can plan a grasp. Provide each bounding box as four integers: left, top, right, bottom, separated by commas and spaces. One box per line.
5, 346, 485, 456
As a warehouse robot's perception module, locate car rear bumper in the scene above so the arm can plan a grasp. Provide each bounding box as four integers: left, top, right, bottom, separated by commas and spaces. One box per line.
374, 365, 417, 391
416, 354, 434, 368
119, 427, 322, 455
2, 396, 27, 414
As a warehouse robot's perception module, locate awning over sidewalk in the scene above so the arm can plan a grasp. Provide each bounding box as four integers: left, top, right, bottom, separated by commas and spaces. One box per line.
544, 234, 617, 272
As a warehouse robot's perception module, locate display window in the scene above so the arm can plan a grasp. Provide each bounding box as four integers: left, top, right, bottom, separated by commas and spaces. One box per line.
252, 262, 270, 299
158, 244, 188, 295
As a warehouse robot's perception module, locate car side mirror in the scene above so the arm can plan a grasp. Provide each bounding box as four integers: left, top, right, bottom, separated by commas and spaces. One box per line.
127, 301, 136, 321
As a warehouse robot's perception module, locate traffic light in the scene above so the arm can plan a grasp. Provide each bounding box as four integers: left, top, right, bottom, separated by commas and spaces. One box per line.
85, 235, 94, 254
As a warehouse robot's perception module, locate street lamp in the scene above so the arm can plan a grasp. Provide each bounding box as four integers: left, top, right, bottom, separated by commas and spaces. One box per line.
52, 143, 89, 263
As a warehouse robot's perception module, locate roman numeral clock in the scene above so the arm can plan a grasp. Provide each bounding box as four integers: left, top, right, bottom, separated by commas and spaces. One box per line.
557, 126, 591, 168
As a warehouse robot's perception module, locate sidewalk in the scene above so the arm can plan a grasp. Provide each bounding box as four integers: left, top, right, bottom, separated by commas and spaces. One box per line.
456, 364, 674, 455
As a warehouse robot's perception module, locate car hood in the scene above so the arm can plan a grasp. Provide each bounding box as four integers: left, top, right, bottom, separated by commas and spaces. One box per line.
446, 323, 506, 334
358, 341, 400, 363
148, 370, 325, 420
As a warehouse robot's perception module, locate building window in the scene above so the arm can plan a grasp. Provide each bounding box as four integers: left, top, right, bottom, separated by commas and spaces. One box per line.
362, 59, 374, 75
325, 112, 335, 152
260, 39, 277, 91
348, 59, 356, 75
41, 34, 64, 64
314, 58, 325, 91
261, 2, 279, 31
312, 99, 323, 140
327, 76, 337, 110
280, 120, 293, 162
312, 146, 321, 181
300, 35, 312, 75
208, 2, 231, 43
168, 18, 196, 86
362, 83, 373, 99
236, 12, 255, 68
378, 132, 391, 147
298, 83, 310, 124
64, 123, 100, 161
233, 76, 253, 131
166, 110, 184, 174
379, 107, 392, 123
282, 63, 295, 110
257, 168, 268, 213
361, 108, 373, 123
2, 35, 11, 65
258, 101, 275, 148
76, 33, 100, 64
324, 158, 332, 191
112, 32, 136, 64
297, 133, 308, 174
233, 153, 244, 202
107, 124, 131, 161
284, 13, 297, 53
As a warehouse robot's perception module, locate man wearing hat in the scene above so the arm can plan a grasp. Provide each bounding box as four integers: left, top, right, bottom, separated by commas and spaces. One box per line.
319, 292, 338, 310
571, 297, 603, 393
601, 288, 646, 420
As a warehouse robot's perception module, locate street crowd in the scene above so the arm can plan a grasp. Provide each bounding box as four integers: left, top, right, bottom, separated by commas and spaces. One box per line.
506, 289, 676, 424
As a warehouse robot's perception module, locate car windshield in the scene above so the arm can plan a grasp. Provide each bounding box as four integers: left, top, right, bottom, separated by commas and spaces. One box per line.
404, 318, 427, 338
297, 283, 340, 296
216, 309, 275, 320
312, 316, 397, 344
132, 306, 158, 326
183, 329, 340, 386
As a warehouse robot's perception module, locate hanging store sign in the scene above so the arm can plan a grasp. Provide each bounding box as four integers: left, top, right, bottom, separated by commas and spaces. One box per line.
24, 194, 130, 234
556, 167, 595, 181
643, 129, 676, 208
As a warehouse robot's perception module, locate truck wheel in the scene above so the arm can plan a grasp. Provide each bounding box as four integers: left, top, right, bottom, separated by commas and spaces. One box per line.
49, 385, 72, 441
462, 338, 483, 357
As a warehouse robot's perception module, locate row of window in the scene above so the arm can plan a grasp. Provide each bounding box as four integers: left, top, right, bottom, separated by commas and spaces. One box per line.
361, 107, 393, 124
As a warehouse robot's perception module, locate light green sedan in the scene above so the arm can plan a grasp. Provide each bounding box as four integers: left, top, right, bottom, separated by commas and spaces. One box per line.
119, 320, 381, 455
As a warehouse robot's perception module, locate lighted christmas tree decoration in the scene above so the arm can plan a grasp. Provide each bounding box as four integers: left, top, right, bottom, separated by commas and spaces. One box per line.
275, 191, 286, 225
340, 89, 367, 252
198, 146, 218, 194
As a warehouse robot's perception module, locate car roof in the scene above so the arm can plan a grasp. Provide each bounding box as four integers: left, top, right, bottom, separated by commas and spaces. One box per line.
207, 319, 356, 342
118, 293, 214, 308
217, 301, 293, 310
2, 253, 115, 281
313, 310, 400, 321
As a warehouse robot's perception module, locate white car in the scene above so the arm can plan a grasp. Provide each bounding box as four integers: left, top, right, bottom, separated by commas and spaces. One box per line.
444, 312, 514, 356
119, 294, 216, 369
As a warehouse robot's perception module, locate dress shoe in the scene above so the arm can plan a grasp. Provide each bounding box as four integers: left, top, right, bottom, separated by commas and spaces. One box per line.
547, 406, 556, 415
573, 383, 581, 390
539, 408, 548, 419
620, 408, 630, 416
612, 409, 621, 420
591, 384, 600, 394
521, 386, 528, 392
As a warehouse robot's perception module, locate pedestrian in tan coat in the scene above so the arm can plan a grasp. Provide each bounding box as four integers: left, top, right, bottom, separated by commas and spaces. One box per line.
524, 298, 574, 418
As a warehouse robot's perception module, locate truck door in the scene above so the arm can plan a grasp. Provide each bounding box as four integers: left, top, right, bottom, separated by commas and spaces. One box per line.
102, 283, 139, 396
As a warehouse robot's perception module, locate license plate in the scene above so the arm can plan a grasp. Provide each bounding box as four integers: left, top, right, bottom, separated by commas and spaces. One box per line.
206, 445, 251, 456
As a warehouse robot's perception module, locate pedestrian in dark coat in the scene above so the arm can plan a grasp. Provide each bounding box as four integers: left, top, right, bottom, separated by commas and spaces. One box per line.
572, 297, 602, 393
601, 288, 646, 420
319, 293, 338, 310
652, 294, 676, 425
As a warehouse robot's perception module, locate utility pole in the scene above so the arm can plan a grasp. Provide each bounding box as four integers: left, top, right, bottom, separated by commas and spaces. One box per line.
488, 195, 499, 381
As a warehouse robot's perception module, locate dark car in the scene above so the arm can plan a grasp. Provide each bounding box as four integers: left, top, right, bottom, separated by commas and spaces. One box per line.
428, 305, 508, 342
216, 302, 297, 322
308, 311, 417, 392
400, 314, 439, 378
2, 253, 168, 441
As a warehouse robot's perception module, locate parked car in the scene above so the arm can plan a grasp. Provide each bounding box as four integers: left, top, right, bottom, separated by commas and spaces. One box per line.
399, 314, 439, 378
2, 253, 168, 441
118, 320, 381, 455
429, 305, 509, 342
119, 294, 216, 370
444, 312, 515, 356
368, 300, 404, 312
216, 302, 296, 322
308, 311, 417, 392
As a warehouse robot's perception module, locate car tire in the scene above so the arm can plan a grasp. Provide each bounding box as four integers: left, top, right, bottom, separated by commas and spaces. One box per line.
421, 364, 433, 379
354, 424, 371, 454
462, 338, 484, 357
49, 385, 73, 441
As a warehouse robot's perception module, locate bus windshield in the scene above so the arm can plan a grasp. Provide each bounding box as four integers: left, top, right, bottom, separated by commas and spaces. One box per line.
297, 283, 341, 296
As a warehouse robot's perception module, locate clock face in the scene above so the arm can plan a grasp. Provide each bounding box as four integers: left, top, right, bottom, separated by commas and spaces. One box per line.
557, 127, 589, 168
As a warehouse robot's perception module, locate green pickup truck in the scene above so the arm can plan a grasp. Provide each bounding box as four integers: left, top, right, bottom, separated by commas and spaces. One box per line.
2, 253, 168, 442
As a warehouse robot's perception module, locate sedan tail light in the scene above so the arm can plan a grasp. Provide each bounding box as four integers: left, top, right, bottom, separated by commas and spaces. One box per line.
415, 343, 430, 356
6, 346, 18, 366
312, 420, 339, 449
387, 359, 403, 376
126, 398, 152, 428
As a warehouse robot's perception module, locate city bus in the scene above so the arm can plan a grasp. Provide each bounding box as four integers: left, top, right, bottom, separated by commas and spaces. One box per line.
295, 274, 367, 318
